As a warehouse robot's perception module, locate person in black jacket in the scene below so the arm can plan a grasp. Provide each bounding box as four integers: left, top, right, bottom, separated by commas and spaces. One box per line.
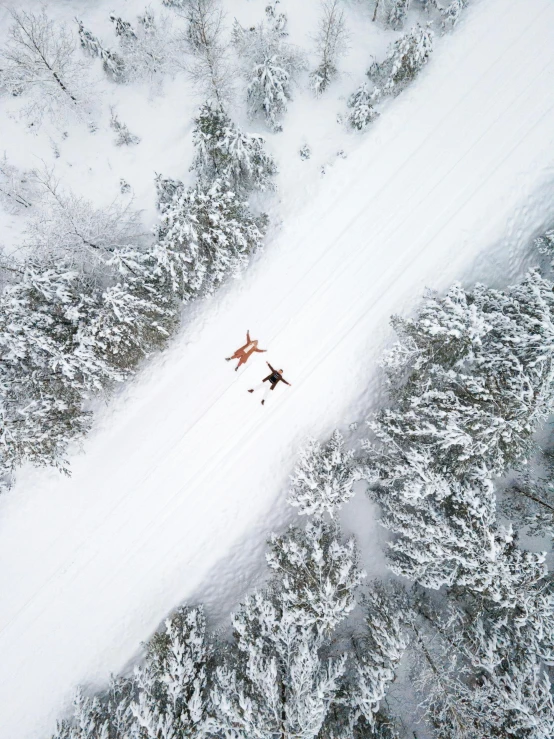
248, 362, 291, 405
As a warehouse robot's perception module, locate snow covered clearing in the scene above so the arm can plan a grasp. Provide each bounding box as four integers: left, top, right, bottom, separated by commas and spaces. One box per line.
1, 0, 554, 737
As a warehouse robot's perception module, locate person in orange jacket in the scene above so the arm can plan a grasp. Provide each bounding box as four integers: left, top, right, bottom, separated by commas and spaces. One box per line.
248, 362, 291, 405
226, 330, 266, 371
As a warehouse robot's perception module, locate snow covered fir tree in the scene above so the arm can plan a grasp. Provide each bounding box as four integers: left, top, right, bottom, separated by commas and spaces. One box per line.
233, 4, 306, 131
288, 429, 359, 517
367, 23, 434, 98
154, 174, 267, 300
191, 102, 277, 193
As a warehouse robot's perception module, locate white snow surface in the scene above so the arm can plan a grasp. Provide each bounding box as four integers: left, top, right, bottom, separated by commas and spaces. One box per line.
2, 0, 554, 737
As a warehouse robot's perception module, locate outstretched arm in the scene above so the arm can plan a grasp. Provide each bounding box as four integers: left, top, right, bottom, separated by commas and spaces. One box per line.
246, 330, 251, 343
254, 348, 267, 353
267, 361, 275, 372
281, 377, 291, 386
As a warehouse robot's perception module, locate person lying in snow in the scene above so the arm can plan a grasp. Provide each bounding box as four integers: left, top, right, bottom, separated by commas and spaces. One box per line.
248, 362, 291, 405
225, 330, 266, 371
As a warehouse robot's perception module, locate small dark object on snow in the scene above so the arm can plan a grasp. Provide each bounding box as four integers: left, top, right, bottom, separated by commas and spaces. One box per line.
248, 362, 291, 406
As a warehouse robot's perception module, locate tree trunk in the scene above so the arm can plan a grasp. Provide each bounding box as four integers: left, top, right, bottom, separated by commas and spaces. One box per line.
51, 70, 77, 103
512, 484, 554, 513
373, 0, 381, 22
0, 187, 31, 208
280, 674, 287, 739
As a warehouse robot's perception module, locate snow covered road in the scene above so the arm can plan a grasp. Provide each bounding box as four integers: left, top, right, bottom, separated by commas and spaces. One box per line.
2, 0, 554, 736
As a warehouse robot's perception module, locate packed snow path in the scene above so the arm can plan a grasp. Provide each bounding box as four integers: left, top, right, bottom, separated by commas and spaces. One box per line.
2, 1, 554, 736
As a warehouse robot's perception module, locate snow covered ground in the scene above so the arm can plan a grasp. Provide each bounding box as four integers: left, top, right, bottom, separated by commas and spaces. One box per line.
1, 0, 554, 737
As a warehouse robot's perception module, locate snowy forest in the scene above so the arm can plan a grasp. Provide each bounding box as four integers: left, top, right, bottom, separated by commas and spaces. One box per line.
2, 0, 554, 738
50, 228, 554, 738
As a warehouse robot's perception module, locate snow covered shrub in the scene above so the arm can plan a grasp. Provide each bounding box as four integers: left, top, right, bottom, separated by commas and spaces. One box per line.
100, 48, 127, 83
310, 0, 349, 96
247, 55, 293, 131
264, 0, 288, 37
267, 519, 365, 633
387, 0, 411, 30
75, 20, 127, 83
154, 176, 267, 300
288, 430, 360, 517
76, 20, 103, 58
155, 173, 185, 211
536, 227, 554, 264
368, 23, 434, 97
110, 111, 141, 146
439, 0, 469, 31
110, 14, 137, 41
109, 9, 177, 83
347, 83, 380, 130
234, 12, 305, 131
0, 8, 90, 122
192, 102, 277, 193
0, 155, 35, 213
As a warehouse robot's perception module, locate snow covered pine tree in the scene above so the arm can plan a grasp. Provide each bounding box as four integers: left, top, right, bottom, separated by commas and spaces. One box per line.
347, 83, 380, 130
154, 175, 267, 301
234, 9, 305, 131
266, 519, 365, 633
192, 102, 277, 193
387, 0, 411, 30
288, 430, 360, 517
367, 23, 434, 97
130, 606, 211, 738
